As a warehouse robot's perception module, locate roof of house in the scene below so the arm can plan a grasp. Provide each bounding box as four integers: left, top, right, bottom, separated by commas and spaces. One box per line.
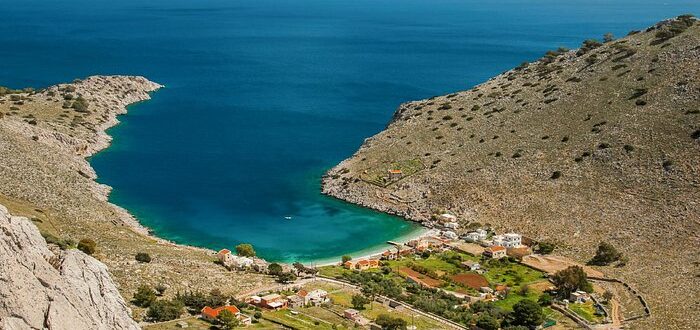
357, 259, 370, 265
344, 308, 360, 314
343, 261, 354, 267
488, 246, 507, 252
261, 293, 281, 301
297, 289, 308, 297
201, 305, 240, 319
217, 249, 231, 255
388, 169, 402, 174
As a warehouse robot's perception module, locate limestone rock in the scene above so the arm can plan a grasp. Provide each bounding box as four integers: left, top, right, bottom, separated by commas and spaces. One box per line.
0, 204, 139, 330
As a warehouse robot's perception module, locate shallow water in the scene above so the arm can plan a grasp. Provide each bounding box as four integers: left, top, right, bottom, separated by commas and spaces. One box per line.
1, 0, 697, 262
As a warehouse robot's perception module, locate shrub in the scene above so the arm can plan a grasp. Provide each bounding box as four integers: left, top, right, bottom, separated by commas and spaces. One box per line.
589, 242, 622, 266
147, 299, 184, 322
538, 293, 553, 306
536, 241, 555, 254
476, 314, 499, 330
217, 309, 240, 329
351, 294, 370, 309
71, 96, 89, 112
510, 299, 544, 328
375, 314, 407, 330
235, 243, 256, 257
133, 284, 157, 307
550, 171, 561, 180
268, 263, 283, 275
155, 284, 167, 296
135, 252, 152, 263
623, 144, 635, 152
552, 266, 592, 297
77, 238, 96, 255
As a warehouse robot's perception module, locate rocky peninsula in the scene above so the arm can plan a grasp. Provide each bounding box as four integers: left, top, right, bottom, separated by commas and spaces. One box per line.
0, 76, 272, 325
323, 18, 700, 329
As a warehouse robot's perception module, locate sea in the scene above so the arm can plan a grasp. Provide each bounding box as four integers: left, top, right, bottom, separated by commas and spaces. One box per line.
1, 0, 697, 262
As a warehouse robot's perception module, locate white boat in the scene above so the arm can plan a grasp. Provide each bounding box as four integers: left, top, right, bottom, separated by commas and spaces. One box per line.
284, 216, 292, 220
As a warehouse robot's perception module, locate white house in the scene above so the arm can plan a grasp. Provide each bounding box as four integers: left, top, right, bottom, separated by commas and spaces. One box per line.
438, 213, 457, 223
305, 289, 329, 306
461, 260, 480, 271
444, 222, 459, 230
492, 233, 522, 248
442, 231, 458, 240
465, 229, 488, 242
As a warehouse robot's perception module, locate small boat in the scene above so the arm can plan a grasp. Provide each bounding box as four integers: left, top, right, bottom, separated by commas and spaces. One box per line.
284, 216, 293, 220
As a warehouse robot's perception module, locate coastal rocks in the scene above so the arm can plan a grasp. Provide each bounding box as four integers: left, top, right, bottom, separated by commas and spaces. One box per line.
0, 204, 139, 330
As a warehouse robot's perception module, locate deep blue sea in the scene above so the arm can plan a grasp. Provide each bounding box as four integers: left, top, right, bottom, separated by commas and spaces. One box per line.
1, 0, 697, 262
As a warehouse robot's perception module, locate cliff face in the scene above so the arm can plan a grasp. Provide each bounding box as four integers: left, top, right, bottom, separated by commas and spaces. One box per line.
323, 18, 699, 329
0, 204, 139, 330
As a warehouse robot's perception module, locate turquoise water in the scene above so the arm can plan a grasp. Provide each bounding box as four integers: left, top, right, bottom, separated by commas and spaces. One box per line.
1, 0, 697, 262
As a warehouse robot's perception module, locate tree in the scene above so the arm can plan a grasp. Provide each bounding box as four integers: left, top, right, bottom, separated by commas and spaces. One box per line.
537, 293, 552, 306
217, 309, 240, 330
77, 238, 96, 255
351, 294, 370, 310
375, 314, 407, 330
132, 284, 157, 307
253, 311, 262, 319
342, 255, 352, 264
589, 242, 622, 266
551, 266, 592, 297
476, 314, 499, 330
277, 272, 297, 283
235, 243, 256, 257
535, 241, 555, 255
602, 290, 613, 303
518, 285, 529, 296
147, 299, 183, 322
268, 263, 283, 276
207, 289, 227, 307
135, 252, 152, 263
361, 282, 381, 309
510, 299, 543, 329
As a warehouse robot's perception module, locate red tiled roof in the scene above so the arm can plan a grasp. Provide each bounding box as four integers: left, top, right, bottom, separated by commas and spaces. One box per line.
489, 246, 506, 252
357, 260, 370, 265
388, 169, 402, 174
297, 289, 308, 297
217, 249, 231, 255
201, 305, 240, 319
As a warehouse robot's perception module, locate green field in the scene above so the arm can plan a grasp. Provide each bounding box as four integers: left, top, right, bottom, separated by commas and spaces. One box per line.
569, 302, 604, 324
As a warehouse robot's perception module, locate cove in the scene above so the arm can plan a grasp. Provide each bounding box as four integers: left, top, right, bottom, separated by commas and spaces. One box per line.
1, 0, 698, 263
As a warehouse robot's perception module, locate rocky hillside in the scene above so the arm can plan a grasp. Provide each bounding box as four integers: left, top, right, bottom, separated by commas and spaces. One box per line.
0, 204, 139, 329
0, 76, 272, 322
323, 17, 699, 329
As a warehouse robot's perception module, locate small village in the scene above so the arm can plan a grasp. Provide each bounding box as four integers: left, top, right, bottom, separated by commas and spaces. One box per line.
144, 213, 646, 330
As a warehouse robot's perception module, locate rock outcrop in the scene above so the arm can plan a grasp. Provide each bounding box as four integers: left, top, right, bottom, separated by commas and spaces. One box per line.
0, 204, 139, 330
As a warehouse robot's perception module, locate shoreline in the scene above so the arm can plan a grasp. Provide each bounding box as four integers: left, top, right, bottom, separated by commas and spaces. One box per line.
85, 77, 434, 266
309, 226, 435, 267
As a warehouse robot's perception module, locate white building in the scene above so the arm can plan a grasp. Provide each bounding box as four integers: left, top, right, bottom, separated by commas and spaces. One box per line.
492, 233, 522, 248
464, 229, 488, 242
442, 231, 458, 240
438, 213, 457, 223
444, 222, 459, 230
305, 289, 329, 306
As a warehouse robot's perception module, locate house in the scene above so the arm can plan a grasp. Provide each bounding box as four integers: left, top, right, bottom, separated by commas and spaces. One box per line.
388, 169, 403, 180
494, 285, 509, 296
355, 259, 380, 271
461, 260, 480, 271
287, 295, 304, 308
247, 295, 261, 305
252, 258, 269, 273
438, 213, 458, 223
381, 249, 398, 260
569, 291, 591, 303
201, 305, 252, 325
492, 233, 522, 248
260, 293, 287, 310
344, 308, 361, 320
465, 229, 488, 242
483, 246, 507, 259
444, 222, 459, 230
216, 249, 232, 264
343, 260, 355, 269
305, 289, 329, 306
442, 231, 458, 240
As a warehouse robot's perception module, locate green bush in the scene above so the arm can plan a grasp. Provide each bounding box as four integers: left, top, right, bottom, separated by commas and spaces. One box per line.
589, 242, 623, 266
147, 299, 183, 322
133, 284, 157, 307
135, 252, 152, 263
77, 238, 96, 255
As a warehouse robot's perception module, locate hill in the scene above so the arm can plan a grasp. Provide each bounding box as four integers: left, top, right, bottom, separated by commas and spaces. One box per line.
323, 16, 699, 329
